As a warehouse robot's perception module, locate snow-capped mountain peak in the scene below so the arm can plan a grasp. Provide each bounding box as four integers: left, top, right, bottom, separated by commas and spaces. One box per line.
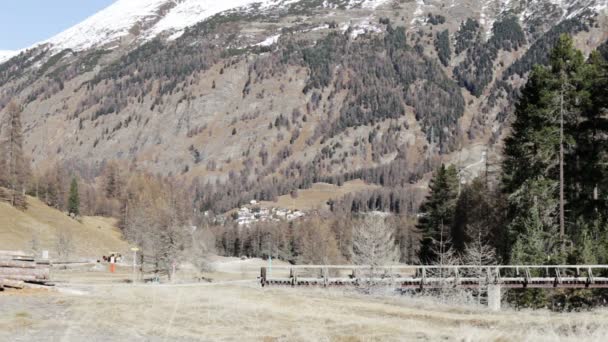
45, 0, 171, 51
40, 0, 391, 52
0, 50, 18, 63
8, 0, 607, 57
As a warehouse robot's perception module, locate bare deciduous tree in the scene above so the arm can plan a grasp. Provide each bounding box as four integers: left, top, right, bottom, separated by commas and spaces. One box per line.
121, 174, 191, 282
463, 224, 497, 304
351, 215, 399, 291
351, 215, 400, 267
56, 231, 74, 261
189, 226, 215, 272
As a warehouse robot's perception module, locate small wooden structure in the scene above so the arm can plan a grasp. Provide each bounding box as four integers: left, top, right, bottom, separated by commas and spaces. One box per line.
0, 250, 52, 290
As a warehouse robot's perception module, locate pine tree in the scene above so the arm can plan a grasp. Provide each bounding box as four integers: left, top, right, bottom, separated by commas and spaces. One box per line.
68, 177, 80, 217
417, 164, 459, 263
0, 101, 28, 209
572, 50, 608, 230
509, 204, 548, 265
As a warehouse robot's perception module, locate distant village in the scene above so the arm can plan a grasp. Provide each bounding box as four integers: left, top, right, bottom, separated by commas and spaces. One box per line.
233, 201, 305, 226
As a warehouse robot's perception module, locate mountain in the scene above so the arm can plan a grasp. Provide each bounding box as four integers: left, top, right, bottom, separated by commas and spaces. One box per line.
1, 0, 607, 213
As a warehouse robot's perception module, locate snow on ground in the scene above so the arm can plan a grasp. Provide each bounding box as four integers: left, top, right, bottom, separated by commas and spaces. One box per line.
349, 21, 383, 38
411, 0, 426, 25
360, 0, 391, 9
45, 0, 169, 51
255, 34, 281, 46
592, 0, 608, 12
8, 0, 608, 56
0, 50, 18, 64
30, 0, 393, 54
144, 0, 391, 40
479, 0, 494, 39
146, 0, 279, 39
38, 0, 288, 52
209, 255, 289, 274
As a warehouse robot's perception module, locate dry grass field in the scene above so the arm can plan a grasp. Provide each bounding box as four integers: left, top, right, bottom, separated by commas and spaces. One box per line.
2, 259, 608, 342
0, 196, 131, 260
1, 196, 607, 341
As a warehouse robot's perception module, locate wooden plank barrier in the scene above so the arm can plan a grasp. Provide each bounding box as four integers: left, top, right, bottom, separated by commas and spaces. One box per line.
0, 250, 52, 289
260, 265, 608, 290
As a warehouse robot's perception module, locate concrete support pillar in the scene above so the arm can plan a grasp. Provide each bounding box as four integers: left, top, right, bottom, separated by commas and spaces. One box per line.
487, 285, 501, 311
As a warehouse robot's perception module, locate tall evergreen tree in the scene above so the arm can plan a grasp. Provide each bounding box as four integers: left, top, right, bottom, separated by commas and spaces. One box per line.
0, 101, 28, 209
68, 177, 80, 217
571, 48, 608, 264
417, 164, 459, 263
572, 51, 608, 223
501, 35, 608, 263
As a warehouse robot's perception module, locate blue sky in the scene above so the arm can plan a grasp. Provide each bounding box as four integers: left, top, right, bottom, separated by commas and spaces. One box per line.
0, 0, 115, 50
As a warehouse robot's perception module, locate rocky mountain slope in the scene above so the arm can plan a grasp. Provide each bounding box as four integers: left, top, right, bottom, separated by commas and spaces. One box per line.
1, 0, 607, 213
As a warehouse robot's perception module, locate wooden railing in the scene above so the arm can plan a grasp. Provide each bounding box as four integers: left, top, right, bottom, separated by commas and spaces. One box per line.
260, 265, 608, 289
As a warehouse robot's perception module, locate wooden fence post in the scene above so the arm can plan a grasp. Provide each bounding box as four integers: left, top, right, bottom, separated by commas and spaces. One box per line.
261, 267, 267, 287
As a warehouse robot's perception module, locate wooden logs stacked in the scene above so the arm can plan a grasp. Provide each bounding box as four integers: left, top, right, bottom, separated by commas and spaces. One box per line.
0, 250, 51, 290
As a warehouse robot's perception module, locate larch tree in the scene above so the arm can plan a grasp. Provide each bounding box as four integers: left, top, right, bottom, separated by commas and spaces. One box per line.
351, 215, 399, 267
295, 217, 341, 265
0, 101, 28, 209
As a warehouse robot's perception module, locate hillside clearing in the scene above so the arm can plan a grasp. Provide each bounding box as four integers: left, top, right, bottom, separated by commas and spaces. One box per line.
259, 180, 379, 211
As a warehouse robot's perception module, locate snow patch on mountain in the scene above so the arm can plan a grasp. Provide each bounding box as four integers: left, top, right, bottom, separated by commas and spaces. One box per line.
255, 34, 281, 46
21, 0, 605, 55
411, 0, 426, 25
518, 0, 607, 22
361, 0, 390, 8
341, 16, 383, 37
35, 0, 391, 54
146, 0, 278, 39
45, 0, 170, 51
0, 50, 18, 63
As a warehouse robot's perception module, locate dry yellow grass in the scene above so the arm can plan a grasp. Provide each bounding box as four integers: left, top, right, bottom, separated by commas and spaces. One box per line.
1, 257, 608, 341
0, 196, 131, 260
1, 276, 608, 341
